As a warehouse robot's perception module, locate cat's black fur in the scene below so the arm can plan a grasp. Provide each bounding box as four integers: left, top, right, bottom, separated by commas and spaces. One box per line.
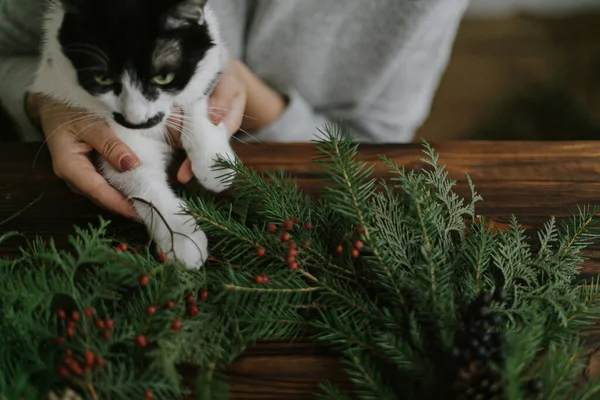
58, 0, 214, 101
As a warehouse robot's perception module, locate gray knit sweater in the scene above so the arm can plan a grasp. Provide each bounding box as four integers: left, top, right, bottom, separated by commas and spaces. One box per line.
0, 0, 469, 142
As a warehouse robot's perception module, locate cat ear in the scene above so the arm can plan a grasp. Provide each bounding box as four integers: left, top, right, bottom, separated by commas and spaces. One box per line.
167, 0, 208, 26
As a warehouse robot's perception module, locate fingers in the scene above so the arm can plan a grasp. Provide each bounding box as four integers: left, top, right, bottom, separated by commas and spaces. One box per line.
82, 123, 140, 172
62, 155, 138, 219
208, 75, 234, 125
35, 97, 138, 220
177, 158, 194, 184
224, 92, 246, 135
208, 61, 246, 136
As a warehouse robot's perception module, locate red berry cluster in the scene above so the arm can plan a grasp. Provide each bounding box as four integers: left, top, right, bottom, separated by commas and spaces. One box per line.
287, 241, 298, 271
265, 217, 312, 272
58, 347, 104, 378
55, 307, 105, 379
255, 274, 270, 284
333, 226, 365, 258
186, 293, 199, 317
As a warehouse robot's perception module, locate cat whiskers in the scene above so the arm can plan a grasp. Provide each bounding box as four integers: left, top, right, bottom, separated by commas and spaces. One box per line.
163, 117, 196, 149
167, 109, 263, 146
206, 109, 263, 146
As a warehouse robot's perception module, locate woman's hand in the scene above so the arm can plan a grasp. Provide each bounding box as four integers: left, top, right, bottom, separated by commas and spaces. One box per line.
27, 92, 141, 219
176, 58, 288, 183
176, 58, 248, 183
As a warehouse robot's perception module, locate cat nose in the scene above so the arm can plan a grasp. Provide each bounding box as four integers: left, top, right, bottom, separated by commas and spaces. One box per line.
113, 112, 165, 130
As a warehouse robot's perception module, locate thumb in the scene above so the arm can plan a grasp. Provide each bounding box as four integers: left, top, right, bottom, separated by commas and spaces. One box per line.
84, 125, 140, 172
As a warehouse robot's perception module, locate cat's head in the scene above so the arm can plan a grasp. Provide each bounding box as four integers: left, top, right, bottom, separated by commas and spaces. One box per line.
55, 0, 221, 130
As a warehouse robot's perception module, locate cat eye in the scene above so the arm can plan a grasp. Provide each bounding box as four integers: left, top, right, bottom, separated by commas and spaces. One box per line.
153, 72, 176, 85
94, 76, 115, 86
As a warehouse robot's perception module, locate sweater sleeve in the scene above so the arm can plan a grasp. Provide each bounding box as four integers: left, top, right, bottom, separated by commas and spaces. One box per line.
243, 87, 330, 143
0, 0, 47, 141
248, 0, 468, 144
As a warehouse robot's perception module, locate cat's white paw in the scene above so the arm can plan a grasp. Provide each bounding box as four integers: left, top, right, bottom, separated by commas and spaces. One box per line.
192, 149, 236, 193
159, 225, 209, 269
189, 122, 236, 192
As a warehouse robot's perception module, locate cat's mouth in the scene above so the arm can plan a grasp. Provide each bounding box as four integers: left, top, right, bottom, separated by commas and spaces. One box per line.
113, 112, 165, 130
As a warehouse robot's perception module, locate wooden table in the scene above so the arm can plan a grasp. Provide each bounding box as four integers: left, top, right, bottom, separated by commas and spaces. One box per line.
2, 141, 600, 398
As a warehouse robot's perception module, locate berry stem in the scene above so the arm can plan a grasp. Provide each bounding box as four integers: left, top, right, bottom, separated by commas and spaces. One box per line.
87, 382, 98, 400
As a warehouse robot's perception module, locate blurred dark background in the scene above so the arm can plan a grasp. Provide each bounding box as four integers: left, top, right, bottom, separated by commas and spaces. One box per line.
419, 0, 600, 141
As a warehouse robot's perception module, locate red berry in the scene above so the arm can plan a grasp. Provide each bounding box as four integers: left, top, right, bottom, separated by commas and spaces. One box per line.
103, 330, 112, 341
96, 357, 105, 367
105, 319, 114, 330
255, 275, 265, 284
95, 319, 104, 329
84, 349, 94, 366
289, 262, 298, 270
84, 307, 94, 318
289, 241, 298, 250
257, 247, 266, 257
291, 216, 298, 224
139, 275, 150, 287
146, 305, 156, 316
303, 240, 310, 248
353, 240, 364, 250
189, 306, 198, 317
66, 327, 75, 338
335, 245, 343, 254
286, 255, 295, 264
158, 252, 167, 263
57, 310, 66, 320
67, 320, 76, 329
262, 275, 270, 283
304, 222, 312, 231
136, 335, 147, 347
144, 389, 154, 400
355, 226, 365, 235
172, 320, 182, 331
71, 311, 81, 321
186, 294, 195, 304
351, 249, 360, 258
281, 232, 291, 242
283, 219, 293, 230
288, 248, 297, 257
65, 349, 73, 357
165, 300, 175, 309
200, 290, 208, 301
68, 361, 83, 376
58, 368, 69, 378
56, 337, 65, 345
267, 223, 277, 233
118, 243, 128, 252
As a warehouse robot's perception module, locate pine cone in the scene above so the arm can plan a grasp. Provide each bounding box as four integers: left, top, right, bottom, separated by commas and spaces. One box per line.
451, 289, 507, 399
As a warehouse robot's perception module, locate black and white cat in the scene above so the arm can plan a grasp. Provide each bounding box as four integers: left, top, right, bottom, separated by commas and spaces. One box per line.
30, 0, 236, 269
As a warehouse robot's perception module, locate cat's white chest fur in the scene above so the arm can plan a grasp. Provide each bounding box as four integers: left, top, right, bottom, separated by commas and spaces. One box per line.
30, 1, 236, 269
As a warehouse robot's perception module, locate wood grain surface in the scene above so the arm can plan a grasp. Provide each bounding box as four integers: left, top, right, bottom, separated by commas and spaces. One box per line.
2, 141, 600, 398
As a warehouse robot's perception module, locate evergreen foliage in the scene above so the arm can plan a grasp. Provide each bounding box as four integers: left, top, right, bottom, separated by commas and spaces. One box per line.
2, 125, 600, 399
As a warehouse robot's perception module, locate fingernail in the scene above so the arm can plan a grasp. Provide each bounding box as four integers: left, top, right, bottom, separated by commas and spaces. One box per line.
120, 154, 138, 171
209, 114, 221, 125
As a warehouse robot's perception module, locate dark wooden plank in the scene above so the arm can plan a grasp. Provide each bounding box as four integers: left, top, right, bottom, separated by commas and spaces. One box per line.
3, 141, 600, 397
